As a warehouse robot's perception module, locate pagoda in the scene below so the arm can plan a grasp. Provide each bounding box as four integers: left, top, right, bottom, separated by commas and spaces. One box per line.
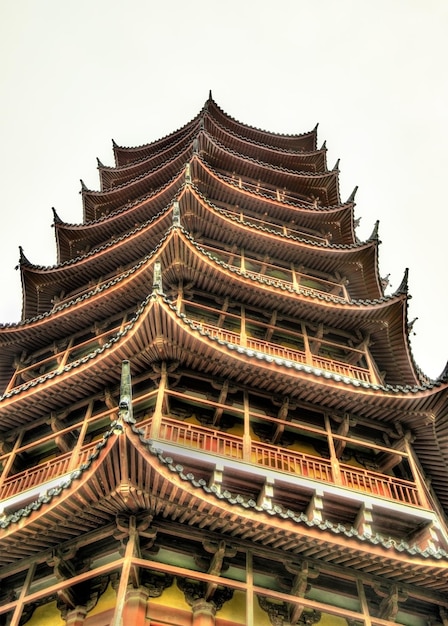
0, 94, 447, 626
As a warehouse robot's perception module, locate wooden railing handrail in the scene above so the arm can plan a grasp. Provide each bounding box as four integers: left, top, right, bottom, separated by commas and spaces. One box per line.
0, 440, 100, 503
153, 416, 421, 507
195, 322, 371, 384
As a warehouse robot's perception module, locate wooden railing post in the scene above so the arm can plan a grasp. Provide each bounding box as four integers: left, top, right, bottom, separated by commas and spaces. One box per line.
243, 392, 251, 462
403, 433, 431, 509
324, 414, 342, 485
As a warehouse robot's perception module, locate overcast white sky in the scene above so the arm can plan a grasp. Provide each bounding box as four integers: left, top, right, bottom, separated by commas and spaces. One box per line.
0, 1, 447, 379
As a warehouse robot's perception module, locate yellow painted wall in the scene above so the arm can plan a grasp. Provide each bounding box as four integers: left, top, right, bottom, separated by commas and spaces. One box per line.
149, 580, 191, 611
86, 582, 116, 617
25, 600, 64, 626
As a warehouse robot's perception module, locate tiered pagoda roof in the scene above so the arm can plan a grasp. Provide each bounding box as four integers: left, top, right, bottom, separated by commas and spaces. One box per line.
0, 94, 447, 625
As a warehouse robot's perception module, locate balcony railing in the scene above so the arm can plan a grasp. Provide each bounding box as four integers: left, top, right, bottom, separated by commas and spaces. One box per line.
151, 416, 422, 508
196, 322, 372, 384
0, 415, 422, 511
0, 440, 100, 503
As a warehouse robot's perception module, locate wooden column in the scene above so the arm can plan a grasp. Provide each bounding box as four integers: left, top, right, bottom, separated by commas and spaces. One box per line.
243, 392, 251, 462
122, 586, 149, 626
324, 413, 342, 485
246, 550, 254, 626
191, 598, 217, 626
403, 433, 430, 509
149, 362, 168, 440
111, 516, 139, 626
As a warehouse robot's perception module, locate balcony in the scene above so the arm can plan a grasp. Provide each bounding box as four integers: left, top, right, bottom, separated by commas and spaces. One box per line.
196, 322, 372, 384
0, 440, 100, 508
150, 416, 421, 508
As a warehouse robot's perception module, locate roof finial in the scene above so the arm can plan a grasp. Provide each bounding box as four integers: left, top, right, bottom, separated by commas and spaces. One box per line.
193, 137, 199, 154
185, 162, 192, 184
439, 360, 448, 382
368, 220, 380, 242
173, 201, 181, 227
15, 245, 30, 269
51, 207, 62, 225
152, 260, 163, 294
346, 186, 358, 203
380, 273, 390, 291
118, 360, 135, 425
395, 268, 409, 295
208, 89, 213, 101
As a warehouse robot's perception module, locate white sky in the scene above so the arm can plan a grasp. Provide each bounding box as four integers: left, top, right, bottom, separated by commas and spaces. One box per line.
0, 0, 447, 379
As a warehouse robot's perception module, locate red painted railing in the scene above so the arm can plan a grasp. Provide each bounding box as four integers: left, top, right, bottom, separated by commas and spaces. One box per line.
153, 416, 421, 507
196, 323, 371, 384
0, 440, 100, 502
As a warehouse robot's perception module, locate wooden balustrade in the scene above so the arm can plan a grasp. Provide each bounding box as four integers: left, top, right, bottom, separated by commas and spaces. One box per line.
311, 355, 371, 383
0, 414, 421, 510
0, 440, 99, 502
252, 440, 333, 481
154, 416, 422, 507
340, 463, 420, 507
196, 323, 370, 383
156, 417, 244, 460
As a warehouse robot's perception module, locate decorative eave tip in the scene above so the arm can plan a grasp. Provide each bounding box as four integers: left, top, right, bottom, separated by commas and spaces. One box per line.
368, 220, 380, 243
346, 186, 358, 204
80, 179, 88, 193
15, 245, 30, 269
51, 206, 62, 225
112, 138, 118, 148
320, 140, 326, 151
332, 159, 340, 172
96, 157, 104, 168
395, 267, 410, 296
439, 360, 448, 382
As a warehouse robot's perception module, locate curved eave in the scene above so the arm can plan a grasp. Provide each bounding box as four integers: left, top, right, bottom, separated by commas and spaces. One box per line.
191, 159, 356, 245
113, 109, 202, 166
203, 115, 327, 172
199, 134, 340, 206
0, 227, 419, 390
206, 98, 318, 151
101, 125, 198, 191
1, 424, 447, 595
131, 432, 448, 589
82, 147, 190, 222
183, 186, 382, 300
20, 208, 174, 319
55, 173, 184, 264
0, 429, 121, 555
1, 293, 446, 428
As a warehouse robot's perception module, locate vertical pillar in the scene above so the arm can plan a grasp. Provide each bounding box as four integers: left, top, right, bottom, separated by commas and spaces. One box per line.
191, 598, 216, 626
150, 362, 168, 440
122, 586, 149, 626
243, 392, 251, 462
403, 433, 430, 509
246, 550, 254, 626
323, 414, 342, 484
111, 516, 139, 626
